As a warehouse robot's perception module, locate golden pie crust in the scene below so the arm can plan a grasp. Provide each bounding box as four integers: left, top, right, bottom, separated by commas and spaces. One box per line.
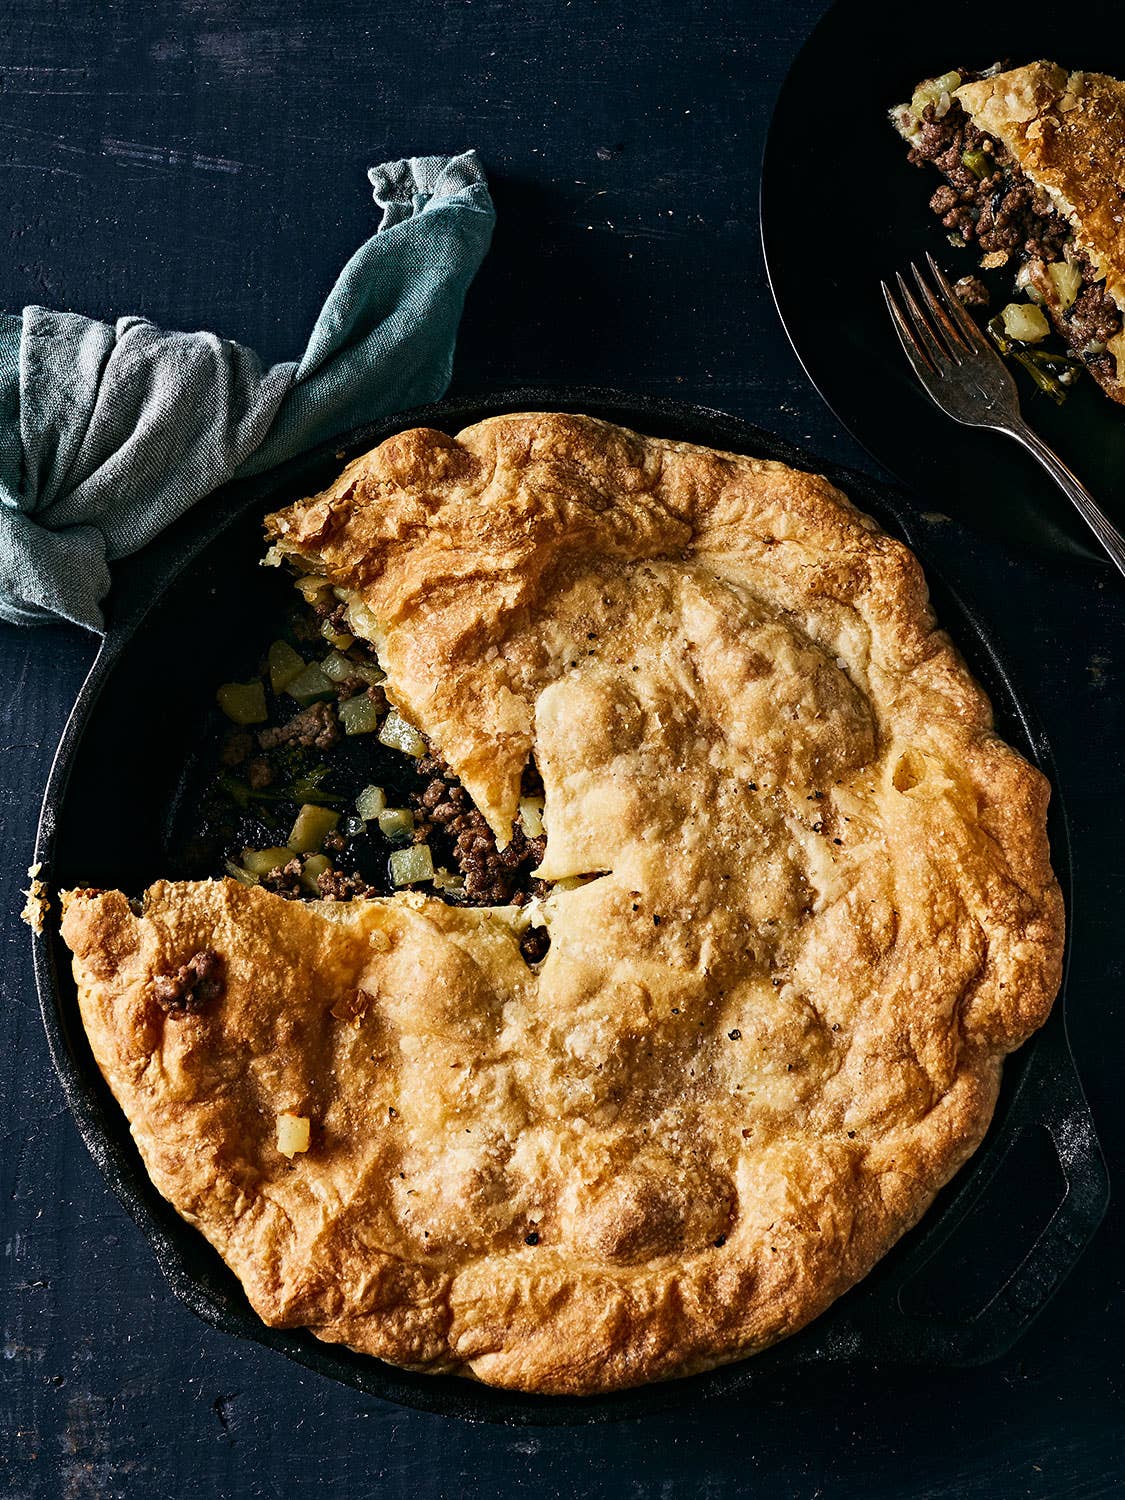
954, 61, 1125, 395
61, 413, 1064, 1395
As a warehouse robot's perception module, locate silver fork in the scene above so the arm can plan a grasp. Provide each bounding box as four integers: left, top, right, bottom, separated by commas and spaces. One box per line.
881, 253, 1125, 579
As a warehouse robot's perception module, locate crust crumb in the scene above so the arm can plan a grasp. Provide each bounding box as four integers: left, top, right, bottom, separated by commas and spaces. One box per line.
20, 863, 49, 935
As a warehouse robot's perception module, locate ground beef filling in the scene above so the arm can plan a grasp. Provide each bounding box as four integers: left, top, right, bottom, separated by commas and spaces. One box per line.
410, 754, 549, 908
909, 101, 1068, 259
518, 926, 551, 964
206, 593, 553, 960
240, 736, 551, 956
908, 97, 1122, 378
152, 950, 225, 1015
1067, 276, 1122, 359
259, 857, 306, 898
258, 701, 342, 752
953, 275, 989, 307
305, 754, 551, 960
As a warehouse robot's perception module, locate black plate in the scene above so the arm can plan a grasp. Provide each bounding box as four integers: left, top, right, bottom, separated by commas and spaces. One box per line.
762, 0, 1125, 565
32, 389, 1108, 1425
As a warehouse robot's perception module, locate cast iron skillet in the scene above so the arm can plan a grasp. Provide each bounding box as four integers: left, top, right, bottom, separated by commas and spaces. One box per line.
32, 389, 1109, 1426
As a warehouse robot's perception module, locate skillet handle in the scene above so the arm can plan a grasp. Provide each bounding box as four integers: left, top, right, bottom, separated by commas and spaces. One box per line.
805, 1018, 1108, 1368
939, 1021, 1108, 1360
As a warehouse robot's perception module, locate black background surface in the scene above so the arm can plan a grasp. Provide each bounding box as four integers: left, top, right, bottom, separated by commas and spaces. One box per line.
0, 3, 1121, 1496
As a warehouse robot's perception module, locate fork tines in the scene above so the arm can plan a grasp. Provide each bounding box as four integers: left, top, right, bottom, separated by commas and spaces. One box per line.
881, 253, 991, 376
882, 252, 1125, 579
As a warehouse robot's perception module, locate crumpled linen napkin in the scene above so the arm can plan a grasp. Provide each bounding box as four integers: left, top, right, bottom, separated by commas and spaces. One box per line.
0, 150, 494, 630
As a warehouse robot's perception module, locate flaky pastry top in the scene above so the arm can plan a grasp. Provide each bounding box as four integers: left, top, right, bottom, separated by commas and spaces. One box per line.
62, 413, 1063, 1393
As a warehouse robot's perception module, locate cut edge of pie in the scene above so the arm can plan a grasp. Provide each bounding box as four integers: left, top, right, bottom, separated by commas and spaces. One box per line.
892, 60, 1125, 403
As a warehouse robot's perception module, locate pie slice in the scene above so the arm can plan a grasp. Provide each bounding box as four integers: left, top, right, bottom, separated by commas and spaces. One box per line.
893, 61, 1125, 403
60, 413, 1064, 1394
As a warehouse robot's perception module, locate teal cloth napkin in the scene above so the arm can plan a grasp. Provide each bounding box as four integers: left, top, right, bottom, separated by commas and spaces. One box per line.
0, 150, 494, 630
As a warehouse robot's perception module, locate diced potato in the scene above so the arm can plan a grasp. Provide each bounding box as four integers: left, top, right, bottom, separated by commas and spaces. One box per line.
338, 694, 383, 736
378, 708, 426, 757
285, 663, 336, 704
911, 71, 961, 117
241, 846, 294, 876
321, 617, 354, 650
343, 597, 383, 642
519, 796, 546, 839
352, 661, 386, 686
377, 808, 415, 844
267, 640, 305, 694
217, 680, 268, 725
300, 853, 332, 893
389, 844, 434, 887
912, 72, 966, 105
1048, 262, 1083, 312
1001, 302, 1050, 343
294, 575, 330, 603
1015, 261, 1045, 303
320, 650, 353, 683
276, 1113, 310, 1157
288, 804, 341, 854
356, 784, 387, 820
224, 859, 258, 885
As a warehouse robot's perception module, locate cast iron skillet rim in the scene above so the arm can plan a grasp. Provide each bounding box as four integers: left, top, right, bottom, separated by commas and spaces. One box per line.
30, 385, 1104, 1426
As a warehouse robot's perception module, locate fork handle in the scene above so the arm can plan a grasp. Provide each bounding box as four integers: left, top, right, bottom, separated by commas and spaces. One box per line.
1002, 420, 1125, 579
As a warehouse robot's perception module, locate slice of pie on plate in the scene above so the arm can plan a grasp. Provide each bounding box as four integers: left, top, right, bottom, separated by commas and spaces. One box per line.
60, 412, 1063, 1395
893, 61, 1125, 403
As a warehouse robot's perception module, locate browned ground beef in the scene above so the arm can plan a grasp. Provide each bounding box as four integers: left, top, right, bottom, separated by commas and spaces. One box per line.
221, 729, 253, 766
245, 749, 551, 916
311, 595, 349, 630
977, 178, 1069, 260
909, 100, 1068, 259
953, 275, 989, 307
152, 950, 225, 1014
258, 700, 341, 751
336, 678, 380, 702
247, 756, 273, 790
207, 612, 553, 946
316, 867, 377, 901
907, 97, 1122, 373
518, 926, 551, 965
1068, 271, 1122, 361
411, 754, 548, 905
259, 857, 305, 897
303, 754, 554, 952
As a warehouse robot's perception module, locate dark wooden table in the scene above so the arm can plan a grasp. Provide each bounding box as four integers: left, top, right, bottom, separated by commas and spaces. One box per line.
1, 3, 1122, 1495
